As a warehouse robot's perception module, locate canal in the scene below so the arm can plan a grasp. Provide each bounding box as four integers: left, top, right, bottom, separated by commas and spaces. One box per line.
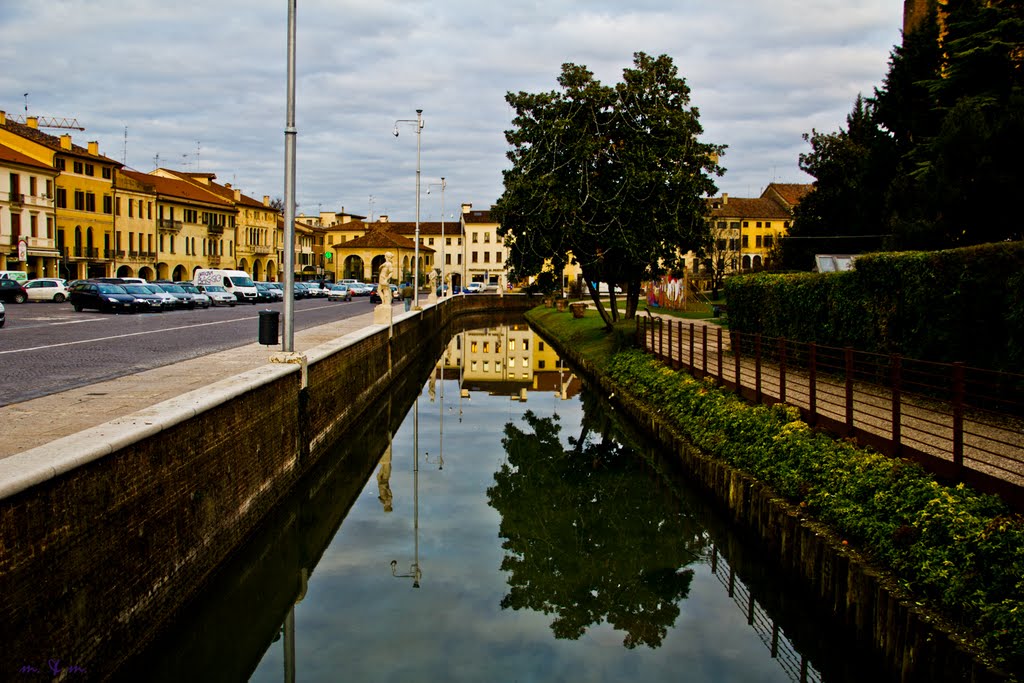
115, 318, 886, 682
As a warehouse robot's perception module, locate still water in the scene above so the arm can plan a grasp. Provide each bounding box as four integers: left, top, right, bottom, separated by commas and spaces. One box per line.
120, 321, 881, 682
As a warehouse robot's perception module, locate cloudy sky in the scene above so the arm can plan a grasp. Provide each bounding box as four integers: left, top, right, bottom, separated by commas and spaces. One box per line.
1, 1, 904, 222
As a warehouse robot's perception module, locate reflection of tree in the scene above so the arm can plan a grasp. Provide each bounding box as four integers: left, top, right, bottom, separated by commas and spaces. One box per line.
487, 409, 705, 649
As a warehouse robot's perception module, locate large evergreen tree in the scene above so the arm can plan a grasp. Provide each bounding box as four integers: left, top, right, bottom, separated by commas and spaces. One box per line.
493, 52, 723, 328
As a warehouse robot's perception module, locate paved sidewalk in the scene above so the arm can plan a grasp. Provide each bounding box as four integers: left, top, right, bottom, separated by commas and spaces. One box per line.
0, 309, 382, 459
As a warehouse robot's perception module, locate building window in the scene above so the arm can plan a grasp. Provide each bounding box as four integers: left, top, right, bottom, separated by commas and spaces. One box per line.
128, 200, 134, 218
73, 161, 83, 174
102, 167, 112, 179
428, 238, 434, 245
445, 254, 451, 265
484, 252, 490, 263
742, 221, 749, 228
742, 235, 749, 248
483, 232, 490, 243
472, 232, 478, 243
74, 190, 85, 210
764, 235, 774, 248
496, 251, 502, 262
85, 163, 95, 177
538, 359, 545, 369
103, 195, 112, 214
56, 188, 67, 208
471, 251, 478, 263
457, 254, 462, 265
55, 158, 66, 171
765, 222, 772, 228
85, 193, 96, 212
755, 235, 762, 248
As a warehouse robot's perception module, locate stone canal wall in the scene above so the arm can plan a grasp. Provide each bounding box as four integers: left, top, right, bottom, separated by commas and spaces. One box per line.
0, 294, 532, 678
528, 311, 1007, 683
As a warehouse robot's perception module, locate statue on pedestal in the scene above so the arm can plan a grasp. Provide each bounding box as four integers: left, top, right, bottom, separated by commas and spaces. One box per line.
374, 252, 395, 325
427, 269, 438, 305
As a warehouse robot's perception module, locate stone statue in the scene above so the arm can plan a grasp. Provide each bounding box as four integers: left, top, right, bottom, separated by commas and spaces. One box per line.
378, 252, 395, 306
427, 269, 439, 305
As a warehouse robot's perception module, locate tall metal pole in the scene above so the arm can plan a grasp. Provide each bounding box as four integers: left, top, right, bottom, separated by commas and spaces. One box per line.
282, 0, 298, 352
440, 177, 445, 296
413, 109, 422, 309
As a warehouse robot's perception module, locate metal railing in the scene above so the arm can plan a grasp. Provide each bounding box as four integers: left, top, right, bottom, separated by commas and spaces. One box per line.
636, 316, 1024, 508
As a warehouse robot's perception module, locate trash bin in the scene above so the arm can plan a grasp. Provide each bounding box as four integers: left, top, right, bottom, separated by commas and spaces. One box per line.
258, 309, 279, 345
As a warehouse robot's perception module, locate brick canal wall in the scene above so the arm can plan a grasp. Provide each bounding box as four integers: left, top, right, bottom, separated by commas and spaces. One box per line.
0, 294, 532, 679
528, 311, 1008, 683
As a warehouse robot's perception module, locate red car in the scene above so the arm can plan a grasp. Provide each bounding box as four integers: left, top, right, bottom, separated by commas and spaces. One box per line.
0, 278, 28, 304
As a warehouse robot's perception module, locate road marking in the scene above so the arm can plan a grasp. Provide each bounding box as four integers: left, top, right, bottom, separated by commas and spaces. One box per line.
0, 302, 349, 355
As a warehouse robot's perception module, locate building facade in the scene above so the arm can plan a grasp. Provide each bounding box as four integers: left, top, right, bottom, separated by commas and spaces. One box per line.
0, 142, 58, 277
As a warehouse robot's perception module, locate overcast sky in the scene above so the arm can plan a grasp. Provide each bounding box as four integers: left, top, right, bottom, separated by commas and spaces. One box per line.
0, 1, 903, 222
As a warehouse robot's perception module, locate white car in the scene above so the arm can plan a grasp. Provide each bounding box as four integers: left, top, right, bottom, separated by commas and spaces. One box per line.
197, 284, 237, 307
23, 278, 69, 303
463, 282, 483, 294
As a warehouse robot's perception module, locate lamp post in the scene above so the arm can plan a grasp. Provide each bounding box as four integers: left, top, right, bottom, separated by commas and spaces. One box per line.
427, 177, 446, 296
393, 109, 423, 308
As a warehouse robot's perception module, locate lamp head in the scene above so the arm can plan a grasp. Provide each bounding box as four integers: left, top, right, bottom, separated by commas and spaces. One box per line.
392, 127, 399, 137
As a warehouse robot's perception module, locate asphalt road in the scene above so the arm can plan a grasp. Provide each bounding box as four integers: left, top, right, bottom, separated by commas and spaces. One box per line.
0, 296, 379, 407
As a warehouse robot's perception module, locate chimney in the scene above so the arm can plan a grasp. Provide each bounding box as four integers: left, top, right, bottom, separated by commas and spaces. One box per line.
722, 193, 728, 205
88, 141, 99, 155
263, 195, 270, 207
461, 203, 472, 214
27, 116, 39, 129
378, 215, 388, 223
60, 134, 73, 150
224, 182, 231, 189
0, 110, 6, 126
233, 189, 241, 201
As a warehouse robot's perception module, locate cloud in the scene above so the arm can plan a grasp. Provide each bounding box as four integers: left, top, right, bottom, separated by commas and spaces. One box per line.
0, 1, 903, 216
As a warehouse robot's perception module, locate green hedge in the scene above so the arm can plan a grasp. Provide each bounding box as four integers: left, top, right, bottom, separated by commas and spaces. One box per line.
604, 349, 1024, 674
724, 241, 1024, 371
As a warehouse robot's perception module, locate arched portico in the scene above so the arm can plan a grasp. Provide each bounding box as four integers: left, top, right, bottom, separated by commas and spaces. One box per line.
172, 264, 188, 281
344, 255, 364, 280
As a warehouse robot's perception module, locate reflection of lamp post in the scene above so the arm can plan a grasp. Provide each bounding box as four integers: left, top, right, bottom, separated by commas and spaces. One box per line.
391, 392, 421, 587
427, 177, 446, 296
393, 109, 423, 308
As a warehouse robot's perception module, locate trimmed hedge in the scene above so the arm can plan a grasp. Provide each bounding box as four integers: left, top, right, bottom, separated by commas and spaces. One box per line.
603, 348, 1024, 674
724, 241, 1024, 372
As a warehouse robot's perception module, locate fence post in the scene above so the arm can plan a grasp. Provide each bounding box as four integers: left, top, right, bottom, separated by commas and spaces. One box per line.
658, 317, 664, 360
717, 327, 723, 385
667, 316, 675, 368
808, 343, 817, 425
755, 334, 763, 404
845, 347, 855, 436
733, 331, 742, 395
891, 354, 902, 457
702, 324, 708, 378
689, 322, 696, 374
953, 362, 965, 472
778, 338, 787, 404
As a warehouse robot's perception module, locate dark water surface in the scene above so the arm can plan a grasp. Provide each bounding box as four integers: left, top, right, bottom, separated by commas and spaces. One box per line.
119, 322, 884, 682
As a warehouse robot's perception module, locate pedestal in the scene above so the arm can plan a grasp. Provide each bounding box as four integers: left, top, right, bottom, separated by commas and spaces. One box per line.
374, 303, 392, 325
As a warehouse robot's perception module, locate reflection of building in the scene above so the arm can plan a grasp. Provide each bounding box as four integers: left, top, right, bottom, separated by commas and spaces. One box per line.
439, 324, 579, 401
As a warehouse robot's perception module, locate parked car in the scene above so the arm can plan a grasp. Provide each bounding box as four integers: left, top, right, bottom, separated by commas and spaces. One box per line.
463, 282, 483, 294
23, 278, 68, 303
152, 282, 197, 309
254, 282, 279, 303
327, 284, 352, 302
177, 282, 212, 308
305, 282, 329, 298
0, 278, 28, 303
197, 284, 237, 307
140, 284, 179, 310
349, 282, 373, 297
68, 281, 138, 313
291, 282, 311, 299
0, 301, 5, 327
122, 284, 168, 312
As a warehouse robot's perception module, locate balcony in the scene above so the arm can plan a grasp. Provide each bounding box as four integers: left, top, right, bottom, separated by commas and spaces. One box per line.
207, 224, 224, 236
8, 192, 25, 205
208, 255, 221, 266
253, 245, 274, 255
157, 218, 182, 233
70, 247, 100, 259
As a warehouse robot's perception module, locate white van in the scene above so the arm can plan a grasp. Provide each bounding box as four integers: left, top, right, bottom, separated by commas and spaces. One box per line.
0, 270, 28, 283
193, 269, 258, 303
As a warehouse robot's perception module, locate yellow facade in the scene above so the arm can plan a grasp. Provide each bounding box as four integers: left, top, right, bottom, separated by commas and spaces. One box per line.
112, 173, 157, 280
0, 143, 59, 277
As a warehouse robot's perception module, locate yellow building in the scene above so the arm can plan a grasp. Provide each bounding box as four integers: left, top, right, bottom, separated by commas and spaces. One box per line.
156, 171, 281, 281
121, 170, 236, 281
112, 170, 158, 280
0, 112, 123, 279
0, 142, 59, 277
461, 204, 506, 288
332, 223, 432, 284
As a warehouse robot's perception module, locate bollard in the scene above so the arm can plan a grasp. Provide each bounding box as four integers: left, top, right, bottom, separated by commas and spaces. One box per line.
258, 309, 279, 345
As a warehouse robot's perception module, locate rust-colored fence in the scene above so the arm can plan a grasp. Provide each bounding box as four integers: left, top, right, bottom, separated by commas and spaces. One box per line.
636, 316, 1024, 509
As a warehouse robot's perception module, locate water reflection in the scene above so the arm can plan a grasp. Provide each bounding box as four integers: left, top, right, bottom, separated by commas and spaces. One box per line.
488, 410, 702, 648
114, 318, 888, 683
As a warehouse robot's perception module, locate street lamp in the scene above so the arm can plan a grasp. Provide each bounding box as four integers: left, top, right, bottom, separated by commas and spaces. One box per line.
393, 109, 423, 308
427, 177, 446, 296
